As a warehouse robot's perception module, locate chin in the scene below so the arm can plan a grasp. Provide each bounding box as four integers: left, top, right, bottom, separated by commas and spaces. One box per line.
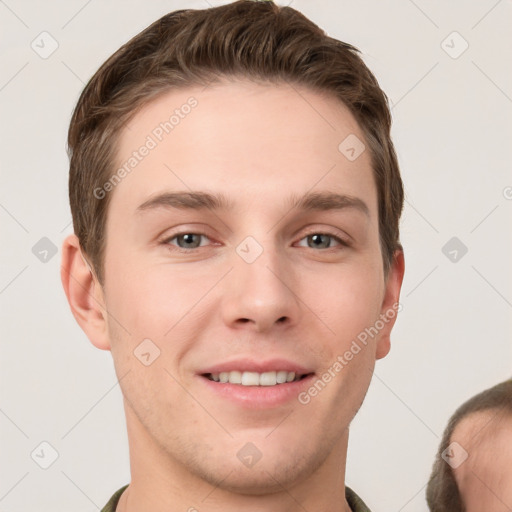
187, 443, 326, 496
202, 462, 307, 495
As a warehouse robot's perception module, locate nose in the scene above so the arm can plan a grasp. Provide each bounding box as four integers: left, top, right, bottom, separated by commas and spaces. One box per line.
220, 239, 301, 333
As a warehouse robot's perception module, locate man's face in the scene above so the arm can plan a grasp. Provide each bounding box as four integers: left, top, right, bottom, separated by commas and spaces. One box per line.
452, 411, 512, 511
96, 79, 402, 492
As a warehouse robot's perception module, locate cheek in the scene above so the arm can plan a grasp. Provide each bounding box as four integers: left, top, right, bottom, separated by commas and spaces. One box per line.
105, 271, 168, 336
103, 254, 222, 375
104, 252, 198, 337
312, 264, 384, 339
103, 261, 193, 409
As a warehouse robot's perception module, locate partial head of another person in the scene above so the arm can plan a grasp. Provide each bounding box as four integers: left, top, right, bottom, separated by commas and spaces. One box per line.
427, 378, 512, 512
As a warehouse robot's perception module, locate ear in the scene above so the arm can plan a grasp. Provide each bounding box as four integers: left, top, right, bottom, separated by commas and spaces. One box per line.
60, 234, 111, 351
375, 249, 405, 360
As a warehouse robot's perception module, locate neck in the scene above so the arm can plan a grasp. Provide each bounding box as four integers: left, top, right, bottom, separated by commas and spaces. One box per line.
117, 399, 352, 512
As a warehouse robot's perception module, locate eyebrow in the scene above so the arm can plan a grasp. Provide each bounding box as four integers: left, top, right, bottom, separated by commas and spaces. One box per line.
136, 190, 370, 217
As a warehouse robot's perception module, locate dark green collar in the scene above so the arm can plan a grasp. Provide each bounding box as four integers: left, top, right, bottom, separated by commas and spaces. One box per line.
101, 484, 371, 512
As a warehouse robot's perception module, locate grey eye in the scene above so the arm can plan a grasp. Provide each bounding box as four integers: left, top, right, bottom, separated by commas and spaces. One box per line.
305, 234, 337, 249
174, 233, 204, 249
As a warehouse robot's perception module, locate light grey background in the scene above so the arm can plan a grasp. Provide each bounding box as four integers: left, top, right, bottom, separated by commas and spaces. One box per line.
1, 0, 511, 510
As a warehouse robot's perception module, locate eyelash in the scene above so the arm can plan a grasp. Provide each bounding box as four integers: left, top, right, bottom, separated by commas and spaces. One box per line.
161, 230, 350, 253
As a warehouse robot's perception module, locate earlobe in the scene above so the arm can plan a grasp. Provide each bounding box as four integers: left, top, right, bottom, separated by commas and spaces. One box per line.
60, 234, 111, 351
376, 249, 405, 360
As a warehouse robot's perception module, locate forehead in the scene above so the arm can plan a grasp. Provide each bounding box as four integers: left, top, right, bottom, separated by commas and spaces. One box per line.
452, 410, 512, 469
111, 79, 376, 214
452, 411, 512, 495
453, 410, 512, 441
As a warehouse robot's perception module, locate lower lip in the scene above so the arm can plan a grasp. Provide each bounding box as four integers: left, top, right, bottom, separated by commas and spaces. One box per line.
197, 374, 315, 409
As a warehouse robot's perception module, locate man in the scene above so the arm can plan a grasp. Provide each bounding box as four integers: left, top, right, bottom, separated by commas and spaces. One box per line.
60, 1, 405, 510
426, 379, 512, 511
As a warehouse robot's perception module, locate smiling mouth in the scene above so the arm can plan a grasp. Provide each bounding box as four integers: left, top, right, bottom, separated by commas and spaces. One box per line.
203, 370, 312, 386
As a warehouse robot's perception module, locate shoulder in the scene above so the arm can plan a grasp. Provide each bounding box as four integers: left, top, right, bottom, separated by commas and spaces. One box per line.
346, 485, 372, 512
101, 484, 129, 512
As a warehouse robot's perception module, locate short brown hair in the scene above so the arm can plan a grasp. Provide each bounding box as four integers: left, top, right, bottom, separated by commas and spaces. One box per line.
426, 378, 512, 511
67, 0, 404, 284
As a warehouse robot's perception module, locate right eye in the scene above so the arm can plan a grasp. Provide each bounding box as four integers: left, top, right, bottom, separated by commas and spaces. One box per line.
162, 233, 211, 251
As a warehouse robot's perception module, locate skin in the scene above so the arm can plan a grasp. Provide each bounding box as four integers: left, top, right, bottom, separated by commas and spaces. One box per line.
452, 411, 512, 512
61, 79, 405, 512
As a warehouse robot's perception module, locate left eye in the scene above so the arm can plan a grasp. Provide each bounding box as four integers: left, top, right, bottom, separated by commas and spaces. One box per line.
297, 233, 344, 249
166, 233, 210, 249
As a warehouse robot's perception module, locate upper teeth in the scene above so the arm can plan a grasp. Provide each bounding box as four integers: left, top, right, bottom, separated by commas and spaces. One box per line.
208, 371, 299, 386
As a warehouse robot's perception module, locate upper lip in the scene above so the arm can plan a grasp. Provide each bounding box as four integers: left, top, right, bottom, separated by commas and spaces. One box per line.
198, 358, 314, 375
